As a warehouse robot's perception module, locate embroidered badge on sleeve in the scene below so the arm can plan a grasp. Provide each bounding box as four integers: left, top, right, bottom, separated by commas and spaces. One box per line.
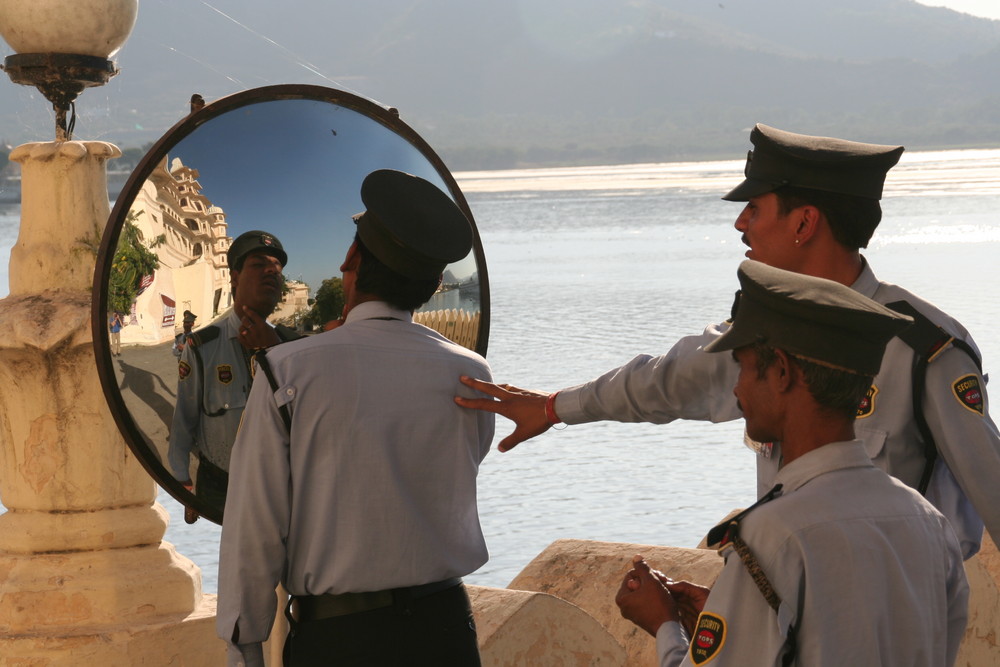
952, 374, 984, 415
690, 612, 727, 664
856, 384, 878, 419
217, 364, 234, 385
178, 360, 191, 380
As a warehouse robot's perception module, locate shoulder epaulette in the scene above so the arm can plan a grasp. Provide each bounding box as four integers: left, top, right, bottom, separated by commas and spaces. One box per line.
887, 301, 956, 364
190, 325, 221, 347
885, 300, 982, 494
707, 483, 783, 548
275, 324, 303, 343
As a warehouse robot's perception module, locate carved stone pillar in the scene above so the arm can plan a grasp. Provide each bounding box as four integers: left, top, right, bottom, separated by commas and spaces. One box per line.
0, 141, 223, 664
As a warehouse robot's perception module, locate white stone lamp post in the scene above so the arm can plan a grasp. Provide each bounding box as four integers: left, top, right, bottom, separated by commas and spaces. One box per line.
0, 0, 133, 140
0, 1, 223, 663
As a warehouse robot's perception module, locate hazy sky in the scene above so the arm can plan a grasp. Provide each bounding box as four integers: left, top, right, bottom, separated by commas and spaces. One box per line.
915, 0, 1000, 20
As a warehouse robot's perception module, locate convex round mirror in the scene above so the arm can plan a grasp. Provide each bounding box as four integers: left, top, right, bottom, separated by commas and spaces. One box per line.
92, 85, 489, 524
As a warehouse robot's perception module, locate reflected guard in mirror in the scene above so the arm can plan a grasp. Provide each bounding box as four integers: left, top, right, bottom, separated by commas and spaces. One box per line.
92, 85, 490, 524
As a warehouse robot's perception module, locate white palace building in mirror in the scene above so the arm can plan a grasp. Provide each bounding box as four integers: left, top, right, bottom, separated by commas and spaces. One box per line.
119, 156, 308, 345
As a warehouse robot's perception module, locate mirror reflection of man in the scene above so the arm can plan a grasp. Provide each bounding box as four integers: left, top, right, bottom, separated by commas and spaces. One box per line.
218, 170, 494, 666
172, 310, 197, 358
168, 230, 300, 508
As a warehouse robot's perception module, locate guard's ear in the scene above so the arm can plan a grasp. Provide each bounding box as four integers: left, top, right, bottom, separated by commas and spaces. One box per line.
793, 205, 822, 245
771, 348, 796, 393
340, 241, 361, 273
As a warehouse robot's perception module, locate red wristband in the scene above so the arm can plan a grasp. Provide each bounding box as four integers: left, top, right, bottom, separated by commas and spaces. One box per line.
544, 392, 562, 425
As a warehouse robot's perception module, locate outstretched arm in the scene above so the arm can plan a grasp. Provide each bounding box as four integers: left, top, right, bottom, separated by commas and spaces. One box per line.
454, 376, 556, 452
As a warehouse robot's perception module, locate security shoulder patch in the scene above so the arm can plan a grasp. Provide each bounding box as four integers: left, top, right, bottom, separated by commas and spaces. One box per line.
952, 374, 984, 416
690, 612, 727, 664
190, 325, 221, 347
856, 384, 878, 419
178, 360, 191, 380
217, 364, 234, 385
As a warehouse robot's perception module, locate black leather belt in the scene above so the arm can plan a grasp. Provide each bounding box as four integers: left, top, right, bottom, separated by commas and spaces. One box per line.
290, 577, 462, 621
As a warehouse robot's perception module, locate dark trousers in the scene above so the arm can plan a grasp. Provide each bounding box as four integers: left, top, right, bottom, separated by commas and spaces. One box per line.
195, 455, 228, 509
283, 584, 481, 667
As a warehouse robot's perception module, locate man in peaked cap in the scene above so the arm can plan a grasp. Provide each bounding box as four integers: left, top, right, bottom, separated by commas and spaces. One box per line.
172, 310, 198, 358
614, 260, 968, 666
218, 170, 494, 666
168, 230, 299, 513
457, 123, 1000, 562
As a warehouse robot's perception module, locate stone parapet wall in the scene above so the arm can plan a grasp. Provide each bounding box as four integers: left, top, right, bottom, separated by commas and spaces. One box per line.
507, 540, 723, 666
471, 586, 626, 665
494, 534, 1000, 666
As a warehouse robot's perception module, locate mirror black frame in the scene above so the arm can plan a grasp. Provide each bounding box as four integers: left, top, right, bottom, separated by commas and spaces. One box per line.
91, 84, 490, 524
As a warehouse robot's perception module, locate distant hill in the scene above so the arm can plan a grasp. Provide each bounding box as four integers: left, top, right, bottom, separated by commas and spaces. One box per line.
2, 0, 999, 169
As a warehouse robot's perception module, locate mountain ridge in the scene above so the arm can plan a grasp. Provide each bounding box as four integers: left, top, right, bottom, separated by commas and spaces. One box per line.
1, 0, 998, 169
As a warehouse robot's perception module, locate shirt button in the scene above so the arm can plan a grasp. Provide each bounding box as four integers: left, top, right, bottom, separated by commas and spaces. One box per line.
224, 403, 229, 409
286, 388, 294, 396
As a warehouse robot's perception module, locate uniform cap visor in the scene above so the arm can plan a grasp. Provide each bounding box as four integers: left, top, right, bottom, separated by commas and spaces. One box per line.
722, 177, 780, 202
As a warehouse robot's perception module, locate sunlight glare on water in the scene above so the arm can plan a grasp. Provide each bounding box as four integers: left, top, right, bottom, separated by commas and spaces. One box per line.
2, 148, 1000, 590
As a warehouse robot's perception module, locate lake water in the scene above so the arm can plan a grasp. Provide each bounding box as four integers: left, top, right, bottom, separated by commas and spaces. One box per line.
2, 149, 1000, 592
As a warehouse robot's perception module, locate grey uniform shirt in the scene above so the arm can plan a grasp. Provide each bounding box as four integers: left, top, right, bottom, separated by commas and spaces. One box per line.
555, 259, 1000, 557
168, 309, 251, 480
655, 440, 968, 667
217, 301, 495, 666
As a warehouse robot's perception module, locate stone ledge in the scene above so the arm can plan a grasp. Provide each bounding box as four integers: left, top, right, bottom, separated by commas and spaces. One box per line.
509, 539, 723, 666
507, 534, 1000, 666
470, 585, 626, 665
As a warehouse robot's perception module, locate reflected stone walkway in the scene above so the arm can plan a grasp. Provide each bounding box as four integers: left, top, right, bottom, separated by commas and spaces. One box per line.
113, 340, 178, 468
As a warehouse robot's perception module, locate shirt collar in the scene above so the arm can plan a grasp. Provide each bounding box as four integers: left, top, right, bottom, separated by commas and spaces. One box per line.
849, 255, 879, 299
344, 301, 413, 324
774, 440, 874, 493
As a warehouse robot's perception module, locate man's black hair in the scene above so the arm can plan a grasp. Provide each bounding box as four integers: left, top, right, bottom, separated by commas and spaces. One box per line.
355, 233, 440, 311
774, 186, 882, 250
753, 343, 873, 420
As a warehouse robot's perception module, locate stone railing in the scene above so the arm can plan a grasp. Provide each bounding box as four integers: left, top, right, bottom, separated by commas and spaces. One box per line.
414, 307, 481, 349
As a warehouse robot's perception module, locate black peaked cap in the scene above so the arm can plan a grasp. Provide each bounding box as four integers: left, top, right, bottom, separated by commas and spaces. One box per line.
723, 124, 904, 202
355, 169, 473, 280
705, 260, 913, 376
227, 230, 287, 270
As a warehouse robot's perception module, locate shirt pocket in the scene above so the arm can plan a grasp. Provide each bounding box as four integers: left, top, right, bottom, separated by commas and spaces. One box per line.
205, 383, 247, 414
